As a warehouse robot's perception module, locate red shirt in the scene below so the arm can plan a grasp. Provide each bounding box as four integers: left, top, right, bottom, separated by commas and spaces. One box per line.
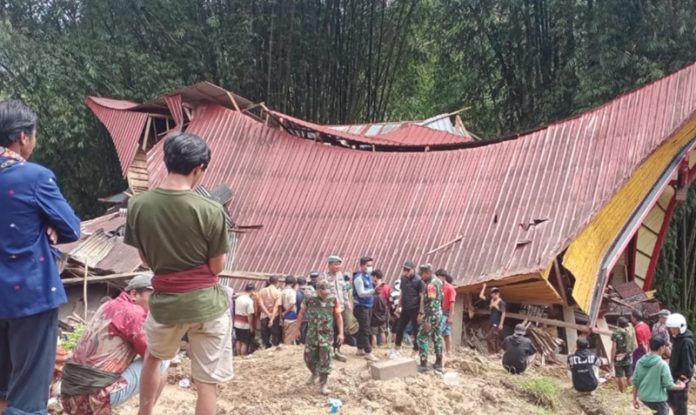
442, 282, 456, 312
634, 321, 651, 348
377, 283, 391, 305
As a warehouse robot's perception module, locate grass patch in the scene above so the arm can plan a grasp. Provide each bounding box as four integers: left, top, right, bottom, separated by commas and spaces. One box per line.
518, 377, 562, 410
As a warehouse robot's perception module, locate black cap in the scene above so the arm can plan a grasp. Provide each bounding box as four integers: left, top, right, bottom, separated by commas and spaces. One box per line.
491, 287, 500, 293
309, 272, 319, 279
403, 260, 416, 270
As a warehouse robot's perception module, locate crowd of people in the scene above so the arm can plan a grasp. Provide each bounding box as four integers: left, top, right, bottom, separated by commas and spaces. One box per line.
1, 98, 694, 415
231, 257, 460, 385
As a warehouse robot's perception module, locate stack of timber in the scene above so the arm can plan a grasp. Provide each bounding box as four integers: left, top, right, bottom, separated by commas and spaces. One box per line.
527, 325, 563, 364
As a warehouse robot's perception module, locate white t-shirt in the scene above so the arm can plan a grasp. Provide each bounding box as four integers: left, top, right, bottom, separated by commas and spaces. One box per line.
234, 294, 255, 330
282, 287, 297, 319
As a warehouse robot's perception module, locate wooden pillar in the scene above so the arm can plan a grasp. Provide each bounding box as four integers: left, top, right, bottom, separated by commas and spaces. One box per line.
595, 318, 613, 358
452, 294, 465, 347
563, 306, 578, 354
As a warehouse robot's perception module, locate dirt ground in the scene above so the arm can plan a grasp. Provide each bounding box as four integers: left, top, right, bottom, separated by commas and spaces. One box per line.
114, 344, 695, 415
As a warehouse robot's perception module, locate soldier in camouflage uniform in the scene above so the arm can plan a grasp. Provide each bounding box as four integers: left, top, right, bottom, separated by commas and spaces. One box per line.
295, 281, 344, 395
416, 263, 444, 374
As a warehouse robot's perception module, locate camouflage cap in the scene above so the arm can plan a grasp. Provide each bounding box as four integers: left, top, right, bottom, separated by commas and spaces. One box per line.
419, 263, 433, 273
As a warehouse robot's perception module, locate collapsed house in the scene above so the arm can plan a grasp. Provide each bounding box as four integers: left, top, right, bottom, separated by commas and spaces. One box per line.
58, 62, 696, 357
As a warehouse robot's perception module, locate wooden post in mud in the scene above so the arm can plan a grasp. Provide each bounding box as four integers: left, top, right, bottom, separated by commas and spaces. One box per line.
452, 295, 465, 347
563, 306, 578, 354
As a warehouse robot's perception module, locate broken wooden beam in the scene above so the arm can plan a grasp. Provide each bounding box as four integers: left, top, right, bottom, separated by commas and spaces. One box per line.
61, 272, 141, 285
475, 309, 612, 335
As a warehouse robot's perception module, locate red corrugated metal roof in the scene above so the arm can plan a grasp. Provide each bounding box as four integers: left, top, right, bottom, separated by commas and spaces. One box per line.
140, 62, 696, 296
86, 97, 148, 176
378, 123, 472, 146
164, 94, 184, 130
269, 110, 472, 148
330, 114, 474, 143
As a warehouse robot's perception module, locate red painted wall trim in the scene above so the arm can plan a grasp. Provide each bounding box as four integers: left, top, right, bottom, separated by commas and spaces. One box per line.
644, 194, 677, 290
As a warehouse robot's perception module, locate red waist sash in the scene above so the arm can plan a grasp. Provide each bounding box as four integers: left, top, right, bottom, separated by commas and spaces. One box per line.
152, 264, 218, 293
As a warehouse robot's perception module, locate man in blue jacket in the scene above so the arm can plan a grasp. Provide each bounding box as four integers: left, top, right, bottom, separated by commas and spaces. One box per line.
0, 100, 81, 415
353, 256, 378, 361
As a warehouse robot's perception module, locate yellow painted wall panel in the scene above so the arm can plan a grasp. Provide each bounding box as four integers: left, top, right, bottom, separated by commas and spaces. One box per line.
643, 205, 666, 233
635, 251, 651, 280
637, 227, 658, 255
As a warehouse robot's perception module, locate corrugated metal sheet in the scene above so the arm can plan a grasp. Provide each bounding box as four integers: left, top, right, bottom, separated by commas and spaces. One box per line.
270, 111, 471, 149
142, 62, 696, 300
95, 62, 696, 307
86, 97, 149, 176
330, 112, 473, 143
165, 94, 184, 130
377, 123, 472, 146
143, 81, 254, 111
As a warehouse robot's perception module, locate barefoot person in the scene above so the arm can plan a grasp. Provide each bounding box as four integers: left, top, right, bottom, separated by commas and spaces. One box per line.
125, 132, 233, 415
295, 281, 344, 395
0, 100, 81, 415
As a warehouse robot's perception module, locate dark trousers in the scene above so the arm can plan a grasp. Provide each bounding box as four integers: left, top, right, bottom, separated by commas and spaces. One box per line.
299, 321, 308, 344
395, 308, 419, 350
0, 308, 59, 415
486, 325, 502, 354
668, 386, 688, 415
354, 306, 372, 354
643, 401, 669, 415
260, 316, 281, 348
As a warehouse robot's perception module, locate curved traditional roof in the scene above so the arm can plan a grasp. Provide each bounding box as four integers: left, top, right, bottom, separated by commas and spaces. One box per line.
88, 62, 696, 314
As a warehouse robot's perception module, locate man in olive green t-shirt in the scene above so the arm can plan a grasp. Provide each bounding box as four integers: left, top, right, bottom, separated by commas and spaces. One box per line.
125, 132, 232, 415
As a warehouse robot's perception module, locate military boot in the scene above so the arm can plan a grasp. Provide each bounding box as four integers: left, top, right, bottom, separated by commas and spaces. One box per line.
319, 375, 330, 395
306, 371, 318, 385
418, 357, 429, 373
433, 354, 444, 374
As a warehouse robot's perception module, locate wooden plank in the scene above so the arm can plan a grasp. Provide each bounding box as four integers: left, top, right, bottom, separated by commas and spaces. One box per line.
219, 270, 285, 281
226, 92, 241, 112
141, 116, 152, 151
595, 318, 613, 358
426, 235, 463, 256
563, 306, 578, 353
553, 259, 568, 305
475, 309, 612, 335
452, 295, 465, 347
62, 272, 141, 285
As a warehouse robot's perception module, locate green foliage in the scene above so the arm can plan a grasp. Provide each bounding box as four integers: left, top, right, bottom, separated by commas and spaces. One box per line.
59, 323, 86, 352
654, 185, 696, 328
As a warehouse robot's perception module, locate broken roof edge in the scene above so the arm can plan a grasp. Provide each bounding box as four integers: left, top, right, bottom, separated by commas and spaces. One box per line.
456, 271, 563, 306
86, 81, 255, 114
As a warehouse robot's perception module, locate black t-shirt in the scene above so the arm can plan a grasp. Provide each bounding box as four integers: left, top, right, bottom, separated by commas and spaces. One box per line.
489, 299, 506, 326
502, 335, 536, 373
400, 275, 425, 311
568, 349, 601, 392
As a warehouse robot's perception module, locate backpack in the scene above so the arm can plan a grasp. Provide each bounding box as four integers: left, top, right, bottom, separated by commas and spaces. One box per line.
371, 294, 388, 327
